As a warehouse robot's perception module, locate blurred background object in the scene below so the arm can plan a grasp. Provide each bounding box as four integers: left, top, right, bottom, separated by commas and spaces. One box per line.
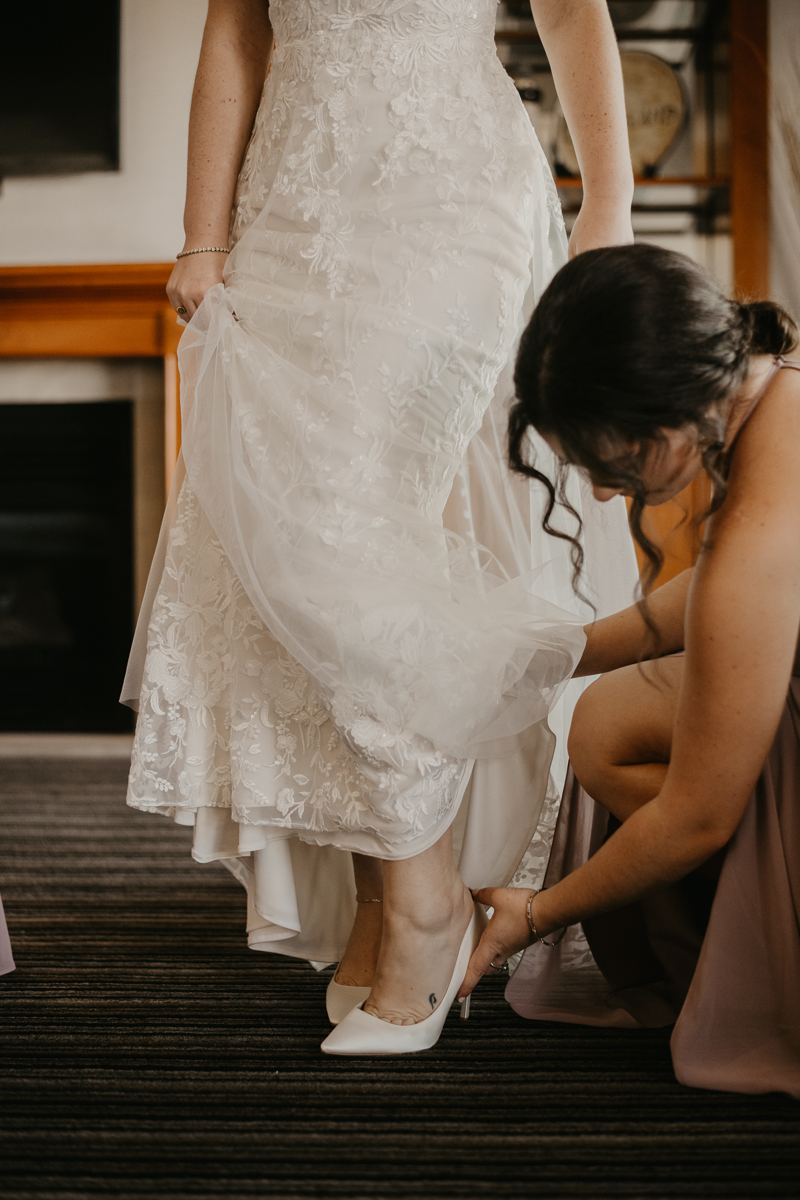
770, 0, 800, 325
0, 2, 120, 180
0, 399, 132, 732
554, 50, 687, 179
497, 1, 734, 290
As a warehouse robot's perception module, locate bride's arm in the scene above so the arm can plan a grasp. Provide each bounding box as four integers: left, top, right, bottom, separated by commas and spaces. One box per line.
530, 0, 634, 255
167, 0, 273, 320
460, 372, 800, 993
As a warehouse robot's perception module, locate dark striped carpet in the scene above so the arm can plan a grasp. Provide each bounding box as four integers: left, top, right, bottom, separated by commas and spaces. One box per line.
1, 758, 799, 1200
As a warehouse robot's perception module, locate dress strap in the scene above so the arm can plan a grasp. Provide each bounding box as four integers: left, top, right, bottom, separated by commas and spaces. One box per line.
727, 355, 800, 458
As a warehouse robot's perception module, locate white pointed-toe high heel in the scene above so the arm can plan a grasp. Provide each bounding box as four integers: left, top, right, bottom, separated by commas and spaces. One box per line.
320, 905, 483, 1056
325, 972, 372, 1025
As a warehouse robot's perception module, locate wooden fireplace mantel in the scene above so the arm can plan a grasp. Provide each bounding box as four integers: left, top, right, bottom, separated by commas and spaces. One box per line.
0, 262, 178, 357
0, 262, 182, 489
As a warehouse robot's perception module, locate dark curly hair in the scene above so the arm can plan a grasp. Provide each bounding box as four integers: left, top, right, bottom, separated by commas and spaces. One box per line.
509, 243, 797, 596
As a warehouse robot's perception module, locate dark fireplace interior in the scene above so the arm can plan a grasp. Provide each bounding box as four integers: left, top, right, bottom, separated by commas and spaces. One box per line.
0, 400, 134, 732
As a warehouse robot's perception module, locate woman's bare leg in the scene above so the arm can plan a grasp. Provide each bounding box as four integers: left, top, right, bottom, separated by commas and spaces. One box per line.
568, 657, 682, 821
334, 853, 384, 987
571, 660, 725, 883
364, 826, 473, 1026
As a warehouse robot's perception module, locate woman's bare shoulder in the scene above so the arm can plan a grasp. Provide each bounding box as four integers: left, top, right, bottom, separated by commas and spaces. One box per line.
722, 363, 800, 526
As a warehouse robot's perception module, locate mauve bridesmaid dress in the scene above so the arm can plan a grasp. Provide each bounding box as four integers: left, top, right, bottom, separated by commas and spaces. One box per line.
506, 358, 800, 1099
0, 893, 14, 976
506, 635, 800, 1099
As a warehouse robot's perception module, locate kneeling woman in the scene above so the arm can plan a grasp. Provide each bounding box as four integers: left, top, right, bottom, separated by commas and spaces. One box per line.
462, 244, 800, 1098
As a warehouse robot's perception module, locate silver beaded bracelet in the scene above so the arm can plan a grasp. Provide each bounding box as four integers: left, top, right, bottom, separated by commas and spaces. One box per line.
176, 246, 230, 259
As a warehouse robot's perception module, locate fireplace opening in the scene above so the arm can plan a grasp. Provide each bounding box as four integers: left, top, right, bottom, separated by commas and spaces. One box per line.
0, 400, 134, 732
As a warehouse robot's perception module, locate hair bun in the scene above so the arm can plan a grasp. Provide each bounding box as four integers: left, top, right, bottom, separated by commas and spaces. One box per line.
738, 300, 798, 356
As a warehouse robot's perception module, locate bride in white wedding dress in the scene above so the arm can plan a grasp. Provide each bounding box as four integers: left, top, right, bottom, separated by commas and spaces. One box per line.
123, 0, 637, 1053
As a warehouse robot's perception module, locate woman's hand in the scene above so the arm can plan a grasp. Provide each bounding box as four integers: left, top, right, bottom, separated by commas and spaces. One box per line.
568, 197, 634, 259
167, 0, 273, 322
166, 253, 228, 322
457, 887, 537, 998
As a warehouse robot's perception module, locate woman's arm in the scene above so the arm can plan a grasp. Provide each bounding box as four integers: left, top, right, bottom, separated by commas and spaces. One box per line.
575, 568, 691, 677
461, 373, 800, 993
167, 0, 273, 320
531, 0, 634, 255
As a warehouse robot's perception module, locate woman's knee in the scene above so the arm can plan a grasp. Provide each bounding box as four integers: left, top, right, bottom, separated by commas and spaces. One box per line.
568, 678, 619, 794
568, 662, 678, 794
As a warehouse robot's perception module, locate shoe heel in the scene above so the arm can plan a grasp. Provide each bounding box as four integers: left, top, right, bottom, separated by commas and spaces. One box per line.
459, 995, 471, 1020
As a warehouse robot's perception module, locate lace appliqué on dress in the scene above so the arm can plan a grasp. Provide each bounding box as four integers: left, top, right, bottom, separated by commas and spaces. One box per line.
128, 0, 590, 857
128, 482, 466, 847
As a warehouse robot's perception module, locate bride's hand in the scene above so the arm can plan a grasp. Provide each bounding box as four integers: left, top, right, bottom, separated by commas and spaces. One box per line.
166, 253, 227, 322
568, 196, 634, 260
457, 887, 536, 998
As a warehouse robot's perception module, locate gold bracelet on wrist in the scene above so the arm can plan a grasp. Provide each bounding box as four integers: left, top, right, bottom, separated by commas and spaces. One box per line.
526, 890, 567, 947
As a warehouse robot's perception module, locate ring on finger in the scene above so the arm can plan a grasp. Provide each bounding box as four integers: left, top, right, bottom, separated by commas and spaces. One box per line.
487, 960, 508, 973
176, 305, 187, 316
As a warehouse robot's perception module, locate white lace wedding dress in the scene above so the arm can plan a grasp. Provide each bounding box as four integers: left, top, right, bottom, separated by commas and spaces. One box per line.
122, 0, 638, 964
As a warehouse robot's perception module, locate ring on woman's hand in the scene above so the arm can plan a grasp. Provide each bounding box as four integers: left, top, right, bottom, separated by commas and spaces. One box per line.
487, 960, 508, 973
176, 306, 187, 316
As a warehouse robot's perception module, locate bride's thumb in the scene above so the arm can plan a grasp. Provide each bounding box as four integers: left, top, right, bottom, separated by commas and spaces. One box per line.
470, 886, 502, 909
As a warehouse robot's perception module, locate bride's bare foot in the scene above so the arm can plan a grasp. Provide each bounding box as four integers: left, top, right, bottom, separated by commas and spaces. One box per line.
334, 899, 383, 987
363, 879, 473, 1026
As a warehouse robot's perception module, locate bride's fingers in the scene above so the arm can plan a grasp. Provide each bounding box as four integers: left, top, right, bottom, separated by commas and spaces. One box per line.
166, 287, 192, 318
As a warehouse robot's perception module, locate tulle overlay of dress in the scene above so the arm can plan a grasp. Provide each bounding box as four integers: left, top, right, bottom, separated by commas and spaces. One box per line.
123, 0, 637, 963
507, 638, 800, 1099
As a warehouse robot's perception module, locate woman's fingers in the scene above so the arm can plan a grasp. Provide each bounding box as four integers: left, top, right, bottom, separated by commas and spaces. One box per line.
459, 887, 534, 998
166, 281, 200, 320
458, 923, 511, 998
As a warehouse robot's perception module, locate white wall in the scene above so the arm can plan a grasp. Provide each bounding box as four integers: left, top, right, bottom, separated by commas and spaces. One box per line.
0, 0, 207, 265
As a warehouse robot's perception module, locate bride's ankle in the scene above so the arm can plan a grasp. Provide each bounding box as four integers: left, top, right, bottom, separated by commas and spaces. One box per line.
383, 879, 470, 936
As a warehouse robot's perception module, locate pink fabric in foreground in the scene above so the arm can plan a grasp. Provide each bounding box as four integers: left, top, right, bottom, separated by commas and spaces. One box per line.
506, 671, 800, 1099
671, 673, 800, 1095
0, 893, 15, 977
